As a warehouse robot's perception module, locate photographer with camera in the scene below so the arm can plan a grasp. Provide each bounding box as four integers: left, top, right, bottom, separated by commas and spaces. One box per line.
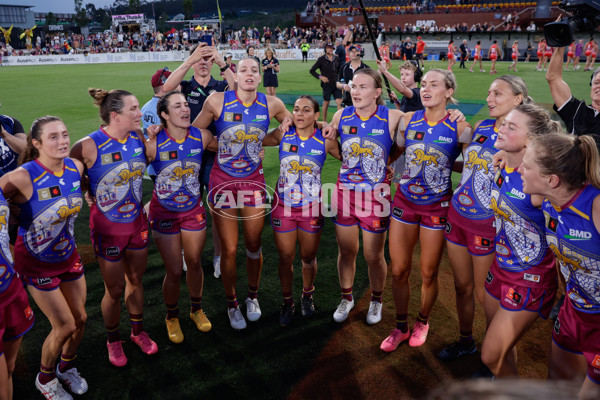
544, 6, 600, 149
546, 45, 600, 149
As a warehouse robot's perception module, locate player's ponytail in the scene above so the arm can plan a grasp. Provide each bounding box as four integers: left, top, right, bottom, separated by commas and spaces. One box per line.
529, 133, 600, 190
89, 88, 134, 125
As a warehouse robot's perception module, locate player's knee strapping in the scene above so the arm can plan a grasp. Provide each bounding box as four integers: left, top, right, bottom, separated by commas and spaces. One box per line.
246, 247, 262, 260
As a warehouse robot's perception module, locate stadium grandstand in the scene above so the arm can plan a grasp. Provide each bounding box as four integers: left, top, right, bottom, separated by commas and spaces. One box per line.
298, 0, 561, 31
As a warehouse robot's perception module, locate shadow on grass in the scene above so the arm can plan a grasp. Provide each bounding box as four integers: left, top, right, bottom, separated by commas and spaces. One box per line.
13, 180, 372, 400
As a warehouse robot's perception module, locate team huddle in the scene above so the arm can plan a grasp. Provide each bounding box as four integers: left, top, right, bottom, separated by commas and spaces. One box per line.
0, 40, 599, 400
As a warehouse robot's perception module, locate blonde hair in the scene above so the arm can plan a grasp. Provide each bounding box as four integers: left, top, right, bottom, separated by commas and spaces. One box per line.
529, 133, 600, 190
264, 47, 275, 58
513, 104, 561, 138
426, 68, 458, 105
494, 75, 533, 105
400, 61, 418, 73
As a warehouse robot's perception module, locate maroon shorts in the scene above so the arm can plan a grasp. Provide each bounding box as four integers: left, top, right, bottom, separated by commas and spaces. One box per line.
208, 166, 267, 208
92, 222, 149, 262
553, 297, 600, 384
391, 190, 450, 230
444, 206, 495, 256
149, 201, 207, 234
485, 260, 556, 319
0, 282, 34, 353
22, 257, 84, 291
271, 200, 324, 233
332, 184, 391, 233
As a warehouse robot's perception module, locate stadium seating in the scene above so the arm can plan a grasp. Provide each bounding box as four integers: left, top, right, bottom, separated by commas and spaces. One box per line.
326, 0, 543, 13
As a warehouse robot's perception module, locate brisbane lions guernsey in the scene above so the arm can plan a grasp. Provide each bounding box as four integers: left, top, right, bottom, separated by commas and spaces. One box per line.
16, 158, 82, 270
338, 105, 392, 190
278, 128, 327, 207
214, 90, 270, 178
542, 184, 600, 313
87, 128, 146, 234
400, 110, 461, 205
490, 166, 555, 286
452, 119, 498, 220
150, 127, 204, 211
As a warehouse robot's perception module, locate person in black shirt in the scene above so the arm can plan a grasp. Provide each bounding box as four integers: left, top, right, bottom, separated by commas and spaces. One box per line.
334, 38, 346, 65
0, 114, 26, 243
262, 47, 280, 96
377, 60, 423, 112
0, 115, 25, 177
246, 45, 262, 71
404, 37, 414, 61
163, 43, 235, 121
377, 59, 423, 187
546, 46, 600, 150
310, 43, 342, 121
337, 45, 370, 107
459, 40, 469, 69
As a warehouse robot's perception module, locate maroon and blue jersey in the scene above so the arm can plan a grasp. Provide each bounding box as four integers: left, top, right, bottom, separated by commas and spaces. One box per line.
338, 105, 392, 190
400, 110, 462, 205
452, 119, 498, 220
213, 90, 270, 178
0, 187, 19, 306
277, 128, 327, 207
542, 184, 600, 313
150, 127, 204, 212
15, 158, 82, 267
0, 115, 22, 177
490, 166, 555, 284
87, 127, 146, 234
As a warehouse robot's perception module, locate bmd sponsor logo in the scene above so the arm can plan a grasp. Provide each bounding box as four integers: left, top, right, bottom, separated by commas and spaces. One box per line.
566, 229, 592, 240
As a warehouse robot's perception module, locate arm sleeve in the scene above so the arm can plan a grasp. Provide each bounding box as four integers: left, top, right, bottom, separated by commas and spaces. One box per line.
11, 118, 24, 134
554, 95, 574, 112
553, 96, 581, 133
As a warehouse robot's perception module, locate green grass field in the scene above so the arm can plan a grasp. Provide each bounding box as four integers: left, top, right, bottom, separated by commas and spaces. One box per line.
0, 58, 592, 399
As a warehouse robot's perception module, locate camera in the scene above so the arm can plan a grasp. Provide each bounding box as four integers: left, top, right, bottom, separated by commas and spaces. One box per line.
544, 0, 600, 47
